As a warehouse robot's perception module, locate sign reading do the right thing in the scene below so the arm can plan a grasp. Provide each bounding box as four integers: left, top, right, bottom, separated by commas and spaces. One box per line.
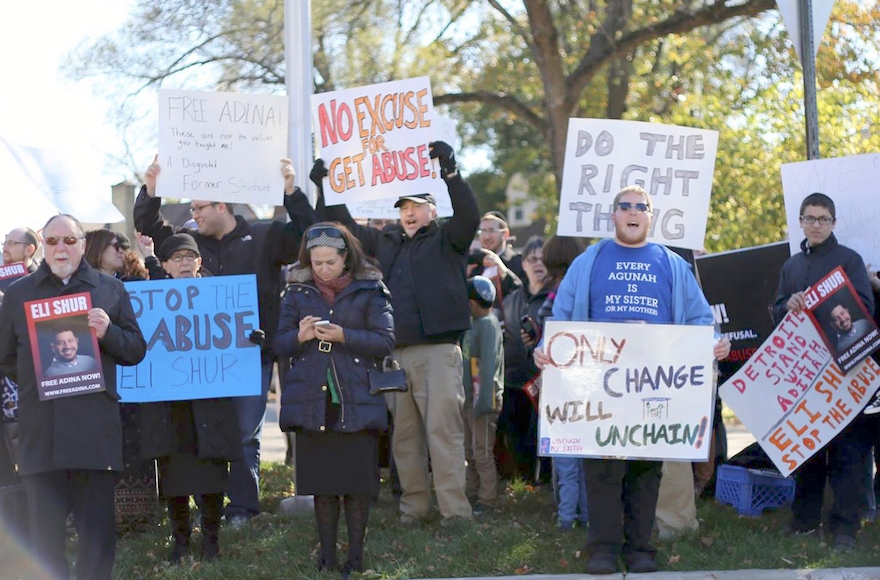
557, 119, 718, 250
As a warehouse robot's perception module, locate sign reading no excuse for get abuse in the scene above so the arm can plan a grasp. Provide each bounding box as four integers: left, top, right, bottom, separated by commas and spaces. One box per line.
557, 119, 718, 250
157, 88, 288, 205
538, 320, 716, 461
117, 275, 261, 402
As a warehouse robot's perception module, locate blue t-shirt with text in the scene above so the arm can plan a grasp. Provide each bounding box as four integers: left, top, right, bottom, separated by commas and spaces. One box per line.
589, 242, 673, 324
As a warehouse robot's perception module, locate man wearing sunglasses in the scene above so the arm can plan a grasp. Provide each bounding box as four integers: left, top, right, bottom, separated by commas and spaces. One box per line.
311, 140, 480, 524
533, 186, 729, 575
771, 192, 874, 553
133, 155, 316, 527
0, 214, 146, 580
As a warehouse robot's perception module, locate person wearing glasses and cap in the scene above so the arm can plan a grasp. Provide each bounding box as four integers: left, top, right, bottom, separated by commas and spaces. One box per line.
274, 222, 394, 576
533, 186, 729, 575
310, 141, 480, 524
134, 155, 316, 527
0, 214, 146, 580
771, 192, 875, 553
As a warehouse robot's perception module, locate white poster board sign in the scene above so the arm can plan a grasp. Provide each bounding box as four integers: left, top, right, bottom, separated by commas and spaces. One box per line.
312, 76, 447, 206
780, 153, 880, 265
719, 310, 880, 476
538, 320, 716, 461
157, 89, 288, 205
557, 119, 718, 250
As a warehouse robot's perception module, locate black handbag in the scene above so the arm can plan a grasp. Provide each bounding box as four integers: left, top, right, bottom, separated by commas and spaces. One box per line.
368, 357, 408, 395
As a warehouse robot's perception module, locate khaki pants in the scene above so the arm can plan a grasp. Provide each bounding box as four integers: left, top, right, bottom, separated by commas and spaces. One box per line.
463, 405, 499, 506
655, 461, 698, 538
387, 344, 471, 519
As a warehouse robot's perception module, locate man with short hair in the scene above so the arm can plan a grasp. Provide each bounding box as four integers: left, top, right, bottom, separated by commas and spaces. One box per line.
3, 228, 40, 271
312, 141, 479, 522
0, 214, 146, 580
829, 303, 872, 351
134, 156, 315, 526
44, 328, 98, 377
475, 211, 525, 285
772, 191, 874, 552
534, 186, 729, 575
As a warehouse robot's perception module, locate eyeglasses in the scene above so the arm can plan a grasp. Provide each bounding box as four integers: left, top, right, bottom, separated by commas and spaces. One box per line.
43, 236, 84, 246
109, 241, 121, 251
190, 203, 218, 215
524, 255, 543, 264
617, 202, 650, 213
2, 239, 28, 248
168, 252, 199, 263
306, 226, 344, 240
800, 215, 834, 226
478, 227, 506, 235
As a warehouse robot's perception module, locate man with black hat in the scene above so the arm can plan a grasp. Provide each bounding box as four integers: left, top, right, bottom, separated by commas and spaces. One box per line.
133, 157, 315, 527
311, 141, 480, 523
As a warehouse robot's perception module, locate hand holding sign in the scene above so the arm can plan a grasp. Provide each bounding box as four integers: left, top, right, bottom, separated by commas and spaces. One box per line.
428, 140, 456, 178
88, 308, 111, 339
145, 154, 160, 197
310, 159, 328, 188
281, 158, 296, 194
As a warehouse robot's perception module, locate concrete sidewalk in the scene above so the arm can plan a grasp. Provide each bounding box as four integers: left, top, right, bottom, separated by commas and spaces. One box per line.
415, 570, 879, 580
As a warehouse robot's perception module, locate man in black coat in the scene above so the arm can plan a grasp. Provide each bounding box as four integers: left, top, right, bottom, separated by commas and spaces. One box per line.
134, 156, 315, 525
0, 214, 146, 580
313, 141, 480, 522
772, 192, 874, 552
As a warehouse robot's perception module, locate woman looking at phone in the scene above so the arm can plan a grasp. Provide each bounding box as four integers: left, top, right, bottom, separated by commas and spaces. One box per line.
273, 222, 394, 577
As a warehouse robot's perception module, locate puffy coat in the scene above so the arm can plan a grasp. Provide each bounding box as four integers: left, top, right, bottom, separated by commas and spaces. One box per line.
273, 263, 395, 433
139, 398, 242, 461
0, 260, 146, 475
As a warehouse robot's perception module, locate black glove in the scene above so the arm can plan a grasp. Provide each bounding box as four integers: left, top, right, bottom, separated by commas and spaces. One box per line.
428, 141, 457, 177
248, 329, 266, 346
310, 159, 329, 188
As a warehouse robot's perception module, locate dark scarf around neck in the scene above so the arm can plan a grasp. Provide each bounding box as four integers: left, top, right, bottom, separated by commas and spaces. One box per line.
313, 271, 353, 304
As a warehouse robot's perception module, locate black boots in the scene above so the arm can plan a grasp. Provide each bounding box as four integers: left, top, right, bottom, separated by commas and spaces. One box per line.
314, 493, 371, 577
314, 495, 341, 571
167, 497, 190, 564
200, 493, 223, 561
167, 493, 224, 564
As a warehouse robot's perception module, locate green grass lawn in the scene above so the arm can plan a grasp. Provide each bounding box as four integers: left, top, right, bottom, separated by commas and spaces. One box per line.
4, 462, 880, 579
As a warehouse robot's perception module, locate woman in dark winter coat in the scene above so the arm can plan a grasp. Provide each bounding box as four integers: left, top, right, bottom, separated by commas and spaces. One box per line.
137, 233, 242, 563
274, 222, 394, 577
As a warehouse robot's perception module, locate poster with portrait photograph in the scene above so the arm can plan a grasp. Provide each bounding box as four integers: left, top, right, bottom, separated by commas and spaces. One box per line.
24, 292, 105, 401
804, 266, 880, 373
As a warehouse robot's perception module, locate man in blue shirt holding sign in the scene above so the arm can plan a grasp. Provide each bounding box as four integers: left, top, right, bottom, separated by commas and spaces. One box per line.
534, 186, 729, 575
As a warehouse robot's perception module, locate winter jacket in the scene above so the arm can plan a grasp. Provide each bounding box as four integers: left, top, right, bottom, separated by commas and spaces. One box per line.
0, 260, 146, 475
273, 263, 395, 433
133, 187, 316, 356
503, 283, 551, 389
771, 233, 874, 324
318, 174, 480, 342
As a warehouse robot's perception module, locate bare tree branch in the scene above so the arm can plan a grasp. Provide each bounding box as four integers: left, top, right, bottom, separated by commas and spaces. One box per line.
434, 91, 544, 129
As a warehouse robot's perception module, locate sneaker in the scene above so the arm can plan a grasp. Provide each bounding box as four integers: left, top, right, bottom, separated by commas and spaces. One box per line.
399, 514, 423, 525
864, 393, 880, 415
585, 552, 618, 575
473, 502, 493, 516
784, 523, 818, 536
225, 514, 250, 530
626, 552, 658, 573
558, 519, 575, 530
833, 534, 856, 553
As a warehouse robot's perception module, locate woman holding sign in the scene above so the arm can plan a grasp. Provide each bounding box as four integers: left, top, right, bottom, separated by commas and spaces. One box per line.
274, 223, 394, 577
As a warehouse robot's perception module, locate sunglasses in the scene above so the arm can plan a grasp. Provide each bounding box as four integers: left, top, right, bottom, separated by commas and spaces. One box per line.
617, 201, 650, 213
110, 241, 121, 251
306, 226, 344, 240
43, 236, 84, 246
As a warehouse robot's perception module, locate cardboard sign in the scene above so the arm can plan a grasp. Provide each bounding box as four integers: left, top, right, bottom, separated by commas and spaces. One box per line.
312, 76, 448, 205
803, 267, 880, 373
157, 89, 288, 205
0, 262, 28, 291
24, 292, 105, 401
117, 276, 261, 402
695, 242, 791, 377
557, 119, 718, 250
538, 321, 716, 461
780, 153, 880, 265
719, 310, 880, 476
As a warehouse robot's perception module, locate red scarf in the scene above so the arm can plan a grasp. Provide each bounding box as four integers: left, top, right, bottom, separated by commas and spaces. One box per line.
313, 271, 353, 304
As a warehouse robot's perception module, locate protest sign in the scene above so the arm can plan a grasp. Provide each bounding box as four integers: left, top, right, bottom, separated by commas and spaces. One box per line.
157, 89, 288, 205
695, 242, 790, 377
312, 76, 446, 205
719, 310, 880, 476
538, 320, 716, 461
557, 119, 718, 250
802, 266, 880, 373
117, 275, 261, 402
25, 292, 105, 401
780, 153, 880, 265
0, 262, 28, 291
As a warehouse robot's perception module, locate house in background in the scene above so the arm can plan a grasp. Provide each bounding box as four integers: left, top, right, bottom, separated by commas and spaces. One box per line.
504, 172, 546, 248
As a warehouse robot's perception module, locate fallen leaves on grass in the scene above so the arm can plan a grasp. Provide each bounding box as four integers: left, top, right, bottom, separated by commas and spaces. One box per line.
668, 554, 681, 564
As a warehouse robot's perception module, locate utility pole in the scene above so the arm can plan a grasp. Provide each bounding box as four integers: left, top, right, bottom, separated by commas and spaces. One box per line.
798, 0, 820, 160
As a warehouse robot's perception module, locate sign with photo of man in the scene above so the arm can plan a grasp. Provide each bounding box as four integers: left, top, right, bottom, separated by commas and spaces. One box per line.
24, 292, 106, 400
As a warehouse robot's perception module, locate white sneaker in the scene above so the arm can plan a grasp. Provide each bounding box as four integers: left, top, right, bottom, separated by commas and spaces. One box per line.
863, 393, 880, 415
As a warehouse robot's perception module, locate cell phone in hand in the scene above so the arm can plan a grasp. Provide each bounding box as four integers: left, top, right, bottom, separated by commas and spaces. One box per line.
521, 315, 538, 341
314, 320, 331, 327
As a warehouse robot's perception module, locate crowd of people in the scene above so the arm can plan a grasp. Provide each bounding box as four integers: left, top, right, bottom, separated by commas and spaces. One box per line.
0, 144, 878, 580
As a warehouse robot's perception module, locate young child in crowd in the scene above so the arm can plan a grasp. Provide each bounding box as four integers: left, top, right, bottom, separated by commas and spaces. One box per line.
462, 276, 504, 514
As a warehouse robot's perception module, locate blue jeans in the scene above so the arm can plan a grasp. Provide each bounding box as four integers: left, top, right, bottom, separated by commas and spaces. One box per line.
553, 456, 588, 525
225, 358, 272, 518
